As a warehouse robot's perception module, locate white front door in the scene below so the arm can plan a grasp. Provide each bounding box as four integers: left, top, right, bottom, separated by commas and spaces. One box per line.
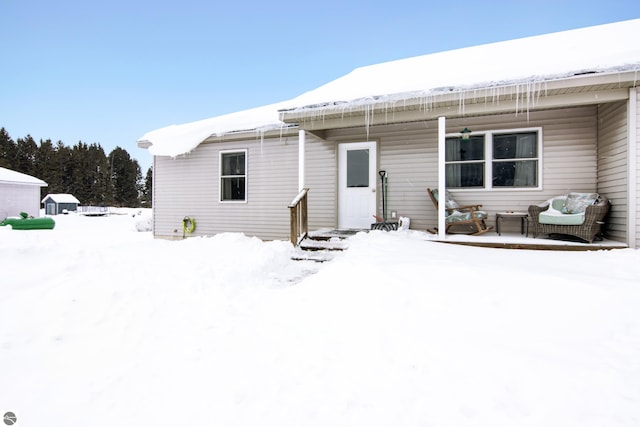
338, 142, 377, 229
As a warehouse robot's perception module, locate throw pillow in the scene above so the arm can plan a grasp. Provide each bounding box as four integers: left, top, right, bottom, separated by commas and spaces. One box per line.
562, 192, 598, 214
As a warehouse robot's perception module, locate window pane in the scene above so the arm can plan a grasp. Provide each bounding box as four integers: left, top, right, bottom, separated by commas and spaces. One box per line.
347, 149, 369, 187
222, 152, 245, 175
221, 177, 245, 200
445, 136, 484, 161
446, 163, 484, 188
493, 160, 538, 187
493, 133, 537, 159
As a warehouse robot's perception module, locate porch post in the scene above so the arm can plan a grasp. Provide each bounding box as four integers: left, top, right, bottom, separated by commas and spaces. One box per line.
298, 129, 306, 191
628, 88, 638, 248
438, 117, 446, 240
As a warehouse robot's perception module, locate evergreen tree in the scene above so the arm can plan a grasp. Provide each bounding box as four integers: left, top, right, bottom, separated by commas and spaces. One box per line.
108, 146, 141, 207
14, 135, 38, 175
35, 139, 61, 198
141, 166, 153, 206
2, 127, 145, 207
0, 128, 16, 169
86, 143, 113, 206
55, 141, 73, 194
69, 142, 92, 204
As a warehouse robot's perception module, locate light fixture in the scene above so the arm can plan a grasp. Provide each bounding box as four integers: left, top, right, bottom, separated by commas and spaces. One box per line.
460, 127, 472, 141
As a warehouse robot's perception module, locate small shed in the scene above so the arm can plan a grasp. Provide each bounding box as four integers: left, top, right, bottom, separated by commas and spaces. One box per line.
0, 167, 48, 218
41, 194, 80, 215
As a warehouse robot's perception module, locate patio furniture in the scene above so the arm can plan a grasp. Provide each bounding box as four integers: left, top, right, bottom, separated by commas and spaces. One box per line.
496, 211, 529, 236
427, 188, 493, 235
528, 193, 610, 243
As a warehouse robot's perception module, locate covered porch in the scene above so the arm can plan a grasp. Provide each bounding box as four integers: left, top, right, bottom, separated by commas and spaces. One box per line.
286, 81, 638, 250
427, 230, 627, 251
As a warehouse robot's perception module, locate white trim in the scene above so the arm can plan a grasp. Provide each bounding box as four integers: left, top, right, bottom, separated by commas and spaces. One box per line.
219, 149, 248, 203
298, 130, 306, 192
438, 117, 446, 240
444, 126, 543, 191
628, 88, 638, 248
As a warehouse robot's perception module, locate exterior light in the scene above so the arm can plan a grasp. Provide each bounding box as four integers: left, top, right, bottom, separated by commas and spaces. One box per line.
460, 127, 472, 140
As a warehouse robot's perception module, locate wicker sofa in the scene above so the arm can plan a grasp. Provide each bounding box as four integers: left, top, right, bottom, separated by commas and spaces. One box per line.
528, 193, 610, 243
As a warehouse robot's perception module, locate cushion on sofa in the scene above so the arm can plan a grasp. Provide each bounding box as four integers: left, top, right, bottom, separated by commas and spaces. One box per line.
539, 210, 585, 225
561, 192, 599, 214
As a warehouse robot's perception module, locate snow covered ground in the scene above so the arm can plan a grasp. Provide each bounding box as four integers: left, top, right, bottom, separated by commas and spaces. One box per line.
1, 211, 639, 426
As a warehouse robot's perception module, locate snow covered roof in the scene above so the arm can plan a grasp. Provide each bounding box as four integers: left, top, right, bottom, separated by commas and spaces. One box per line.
285, 19, 640, 113
139, 101, 295, 157
138, 19, 640, 157
41, 193, 80, 204
0, 166, 47, 186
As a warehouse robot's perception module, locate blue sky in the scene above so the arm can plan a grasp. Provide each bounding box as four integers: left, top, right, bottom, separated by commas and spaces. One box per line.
1, 0, 638, 173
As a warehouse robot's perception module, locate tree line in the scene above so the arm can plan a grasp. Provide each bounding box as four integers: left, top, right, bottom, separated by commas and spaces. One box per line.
0, 127, 152, 207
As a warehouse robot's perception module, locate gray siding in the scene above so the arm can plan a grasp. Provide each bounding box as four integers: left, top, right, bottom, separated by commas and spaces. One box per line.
305, 135, 338, 230
597, 101, 628, 242
153, 135, 298, 241
326, 106, 600, 233
152, 104, 633, 243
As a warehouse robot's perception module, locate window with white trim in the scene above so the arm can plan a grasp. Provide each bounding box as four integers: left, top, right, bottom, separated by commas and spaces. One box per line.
445, 129, 540, 189
220, 150, 247, 202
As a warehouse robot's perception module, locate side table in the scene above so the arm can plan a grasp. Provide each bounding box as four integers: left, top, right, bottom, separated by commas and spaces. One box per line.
496, 211, 529, 236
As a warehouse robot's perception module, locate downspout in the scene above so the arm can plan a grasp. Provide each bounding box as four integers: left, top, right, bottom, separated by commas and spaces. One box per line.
628, 88, 638, 248
299, 129, 306, 191
438, 117, 446, 240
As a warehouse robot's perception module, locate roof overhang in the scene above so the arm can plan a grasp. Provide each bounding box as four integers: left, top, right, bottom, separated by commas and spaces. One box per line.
280, 71, 638, 131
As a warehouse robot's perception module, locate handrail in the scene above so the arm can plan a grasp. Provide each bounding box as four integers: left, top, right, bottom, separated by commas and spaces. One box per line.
289, 188, 309, 246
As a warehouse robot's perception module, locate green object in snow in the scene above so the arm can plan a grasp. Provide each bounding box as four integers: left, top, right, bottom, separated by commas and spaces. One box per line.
0, 212, 55, 230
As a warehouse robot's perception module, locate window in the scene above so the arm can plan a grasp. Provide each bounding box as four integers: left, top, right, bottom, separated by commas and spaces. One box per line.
346, 149, 370, 187
220, 150, 247, 202
445, 129, 540, 189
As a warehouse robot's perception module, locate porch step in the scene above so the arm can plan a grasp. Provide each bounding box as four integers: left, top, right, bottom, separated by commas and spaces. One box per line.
291, 248, 336, 263
292, 230, 356, 262
299, 236, 349, 251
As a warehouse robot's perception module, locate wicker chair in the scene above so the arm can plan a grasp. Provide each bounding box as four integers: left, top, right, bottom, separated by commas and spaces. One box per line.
528, 194, 610, 243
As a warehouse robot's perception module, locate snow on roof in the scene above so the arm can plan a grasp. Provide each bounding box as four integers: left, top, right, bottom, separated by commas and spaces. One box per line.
138, 19, 640, 157
0, 166, 48, 186
41, 194, 80, 204
287, 19, 640, 111
139, 101, 294, 157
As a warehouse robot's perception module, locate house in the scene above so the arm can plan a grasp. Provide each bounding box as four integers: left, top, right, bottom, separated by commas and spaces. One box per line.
41, 194, 80, 215
0, 166, 48, 218
138, 19, 640, 248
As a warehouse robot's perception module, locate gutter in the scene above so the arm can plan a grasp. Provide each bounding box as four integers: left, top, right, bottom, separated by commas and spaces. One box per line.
279, 70, 639, 127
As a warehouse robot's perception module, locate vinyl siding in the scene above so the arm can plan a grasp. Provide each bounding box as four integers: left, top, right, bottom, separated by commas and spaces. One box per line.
305, 135, 338, 230
152, 104, 631, 241
598, 101, 628, 243
326, 106, 600, 233
153, 135, 298, 241
0, 183, 42, 218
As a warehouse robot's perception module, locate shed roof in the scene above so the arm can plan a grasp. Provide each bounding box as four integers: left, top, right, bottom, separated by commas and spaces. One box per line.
138, 19, 640, 157
0, 166, 48, 186
41, 194, 80, 204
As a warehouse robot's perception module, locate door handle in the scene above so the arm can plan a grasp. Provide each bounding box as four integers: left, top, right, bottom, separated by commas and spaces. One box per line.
372, 188, 376, 192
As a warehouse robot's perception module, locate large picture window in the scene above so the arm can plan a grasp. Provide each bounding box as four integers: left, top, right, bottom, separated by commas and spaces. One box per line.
220, 150, 247, 202
445, 129, 540, 189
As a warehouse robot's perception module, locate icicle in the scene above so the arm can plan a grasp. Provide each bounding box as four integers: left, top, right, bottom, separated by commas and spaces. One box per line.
259, 130, 264, 154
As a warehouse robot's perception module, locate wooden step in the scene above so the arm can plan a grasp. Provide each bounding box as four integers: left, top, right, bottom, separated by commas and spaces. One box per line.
299, 237, 349, 252
291, 249, 336, 263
